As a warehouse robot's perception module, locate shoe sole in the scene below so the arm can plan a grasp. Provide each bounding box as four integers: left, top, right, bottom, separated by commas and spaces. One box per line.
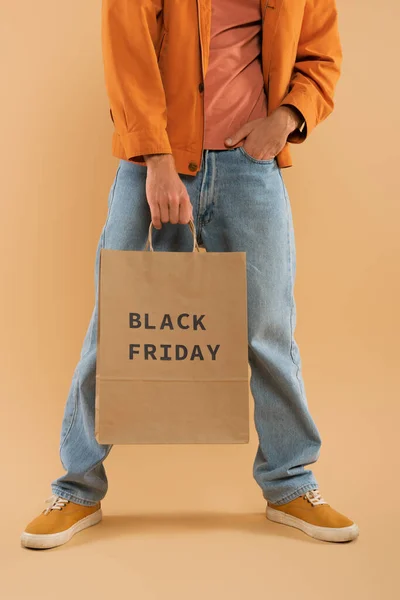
266, 506, 359, 542
20, 509, 102, 549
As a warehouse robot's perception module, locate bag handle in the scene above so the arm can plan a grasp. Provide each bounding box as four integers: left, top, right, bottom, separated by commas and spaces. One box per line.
145, 219, 200, 252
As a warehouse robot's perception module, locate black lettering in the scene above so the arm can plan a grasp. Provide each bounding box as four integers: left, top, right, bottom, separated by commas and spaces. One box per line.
177, 313, 190, 329
160, 344, 172, 360
160, 314, 174, 330
144, 313, 156, 329
129, 344, 140, 359
129, 313, 141, 329
193, 314, 206, 330
176, 345, 188, 360
190, 345, 204, 361
144, 344, 157, 360
207, 344, 220, 360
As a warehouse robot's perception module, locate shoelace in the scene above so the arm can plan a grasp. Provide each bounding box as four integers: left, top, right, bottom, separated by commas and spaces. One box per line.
303, 489, 327, 507
43, 495, 70, 515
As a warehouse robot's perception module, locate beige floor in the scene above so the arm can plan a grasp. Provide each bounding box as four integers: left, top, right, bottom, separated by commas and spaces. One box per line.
1, 360, 397, 600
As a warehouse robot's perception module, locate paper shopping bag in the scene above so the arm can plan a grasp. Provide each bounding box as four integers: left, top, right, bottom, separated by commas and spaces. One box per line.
95, 220, 249, 444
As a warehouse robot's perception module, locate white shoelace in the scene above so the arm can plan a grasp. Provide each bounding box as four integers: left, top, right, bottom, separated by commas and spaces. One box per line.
43, 495, 70, 515
304, 489, 327, 506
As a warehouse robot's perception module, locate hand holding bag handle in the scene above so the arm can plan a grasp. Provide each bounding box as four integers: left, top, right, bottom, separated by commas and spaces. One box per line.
145, 218, 200, 253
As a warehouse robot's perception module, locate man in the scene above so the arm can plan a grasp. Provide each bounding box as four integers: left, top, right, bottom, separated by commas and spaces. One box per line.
21, 0, 359, 549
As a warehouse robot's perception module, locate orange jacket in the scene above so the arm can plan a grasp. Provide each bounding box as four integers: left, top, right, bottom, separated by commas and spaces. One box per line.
102, 0, 342, 176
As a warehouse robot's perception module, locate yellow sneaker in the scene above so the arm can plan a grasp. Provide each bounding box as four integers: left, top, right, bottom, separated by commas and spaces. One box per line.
266, 489, 359, 542
21, 495, 102, 549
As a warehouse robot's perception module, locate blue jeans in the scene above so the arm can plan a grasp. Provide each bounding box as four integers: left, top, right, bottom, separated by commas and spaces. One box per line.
51, 148, 321, 506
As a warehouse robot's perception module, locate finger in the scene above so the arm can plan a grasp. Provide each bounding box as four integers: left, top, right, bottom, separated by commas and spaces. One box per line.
225, 122, 254, 147
149, 202, 162, 230
178, 196, 193, 225
159, 199, 170, 224
169, 195, 180, 224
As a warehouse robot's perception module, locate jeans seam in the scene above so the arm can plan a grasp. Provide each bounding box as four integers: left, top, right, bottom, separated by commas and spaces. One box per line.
59, 373, 79, 460
103, 163, 121, 248
203, 150, 217, 225
195, 151, 207, 236
279, 169, 302, 381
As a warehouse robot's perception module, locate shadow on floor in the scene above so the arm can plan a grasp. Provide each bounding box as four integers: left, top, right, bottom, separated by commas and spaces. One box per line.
60, 511, 322, 549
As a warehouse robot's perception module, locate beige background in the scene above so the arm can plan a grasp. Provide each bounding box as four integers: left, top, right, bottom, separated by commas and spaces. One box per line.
0, 1, 398, 598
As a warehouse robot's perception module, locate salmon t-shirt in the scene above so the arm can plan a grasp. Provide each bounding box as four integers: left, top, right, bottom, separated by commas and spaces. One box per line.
203, 0, 268, 149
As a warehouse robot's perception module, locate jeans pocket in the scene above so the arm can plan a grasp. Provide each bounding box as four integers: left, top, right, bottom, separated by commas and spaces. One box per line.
239, 145, 276, 165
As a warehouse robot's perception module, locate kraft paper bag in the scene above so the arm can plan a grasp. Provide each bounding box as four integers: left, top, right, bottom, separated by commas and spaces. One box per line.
95, 220, 249, 444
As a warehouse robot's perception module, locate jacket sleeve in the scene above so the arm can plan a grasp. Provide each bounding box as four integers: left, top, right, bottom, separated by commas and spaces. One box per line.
102, 0, 171, 159
280, 0, 343, 143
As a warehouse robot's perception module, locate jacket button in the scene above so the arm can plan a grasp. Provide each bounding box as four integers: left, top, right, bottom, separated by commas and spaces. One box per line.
198, 82, 204, 93
188, 162, 198, 172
